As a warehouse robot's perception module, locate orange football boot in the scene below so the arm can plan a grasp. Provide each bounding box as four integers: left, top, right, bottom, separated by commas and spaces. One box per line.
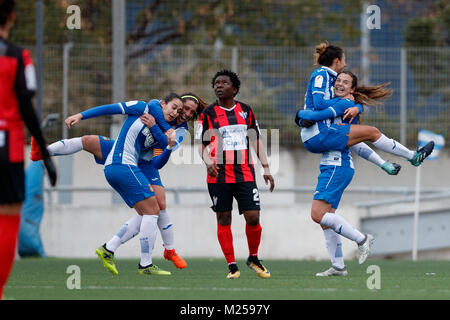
163, 248, 187, 269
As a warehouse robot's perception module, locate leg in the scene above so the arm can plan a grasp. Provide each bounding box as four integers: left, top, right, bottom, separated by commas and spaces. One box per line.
216, 210, 236, 266
347, 125, 416, 161
346, 125, 381, 147
350, 142, 401, 175
316, 207, 347, 276
81, 135, 103, 160
0, 203, 22, 299
153, 185, 187, 269
242, 210, 262, 257
238, 183, 269, 278
134, 196, 170, 274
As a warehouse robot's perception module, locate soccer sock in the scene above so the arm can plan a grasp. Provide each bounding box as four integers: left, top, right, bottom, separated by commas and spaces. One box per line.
350, 142, 385, 167
47, 137, 83, 156
245, 223, 262, 257
138, 215, 159, 267
217, 224, 236, 265
372, 134, 415, 160
157, 209, 174, 250
105, 214, 143, 252
0, 214, 21, 300
323, 228, 345, 270
320, 212, 365, 244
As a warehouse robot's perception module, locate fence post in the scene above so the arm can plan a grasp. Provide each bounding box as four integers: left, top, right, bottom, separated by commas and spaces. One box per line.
35, 0, 44, 119
58, 42, 74, 204
400, 47, 407, 145
231, 46, 238, 73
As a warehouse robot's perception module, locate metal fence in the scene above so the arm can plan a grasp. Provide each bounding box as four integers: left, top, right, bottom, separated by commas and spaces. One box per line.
38, 44, 449, 148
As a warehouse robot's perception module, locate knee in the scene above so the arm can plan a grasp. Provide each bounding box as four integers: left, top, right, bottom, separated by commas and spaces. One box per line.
311, 210, 323, 224
370, 127, 381, 141
217, 213, 232, 226
81, 135, 96, 149
246, 215, 260, 226
158, 198, 166, 211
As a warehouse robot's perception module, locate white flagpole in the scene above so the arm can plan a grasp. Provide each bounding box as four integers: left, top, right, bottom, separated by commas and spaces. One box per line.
412, 165, 421, 261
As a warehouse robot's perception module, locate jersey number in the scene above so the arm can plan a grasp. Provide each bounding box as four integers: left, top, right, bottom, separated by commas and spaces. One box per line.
253, 188, 260, 202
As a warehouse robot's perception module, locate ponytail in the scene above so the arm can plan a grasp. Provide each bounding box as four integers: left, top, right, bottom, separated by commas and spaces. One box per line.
314, 41, 344, 67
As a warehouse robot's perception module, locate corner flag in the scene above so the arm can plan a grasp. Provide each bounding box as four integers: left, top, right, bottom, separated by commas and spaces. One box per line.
418, 129, 445, 160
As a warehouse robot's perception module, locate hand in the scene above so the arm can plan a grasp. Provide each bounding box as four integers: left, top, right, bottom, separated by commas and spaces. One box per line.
65, 113, 82, 129
300, 119, 316, 128
43, 156, 57, 186
167, 129, 176, 148
206, 163, 219, 178
342, 106, 360, 123
165, 128, 175, 141
140, 114, 156, 127
264, 174, 275, 192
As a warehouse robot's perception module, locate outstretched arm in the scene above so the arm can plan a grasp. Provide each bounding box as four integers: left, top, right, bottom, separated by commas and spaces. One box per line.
298, 99, 363, 121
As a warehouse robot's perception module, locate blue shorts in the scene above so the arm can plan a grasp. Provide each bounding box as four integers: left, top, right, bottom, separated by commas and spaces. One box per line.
313, 165, 354, 209
138, 159, 163, 187
304, 123, 350, 153
104, 164, 155, 207
96, 136, 164, 187
95, 136, 114, 165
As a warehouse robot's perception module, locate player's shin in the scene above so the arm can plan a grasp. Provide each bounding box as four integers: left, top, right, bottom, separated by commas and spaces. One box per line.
138, 214, 159, 267
372, 134, 414, 160
320, 212, 365, 244
245, 223, 262, 257
0, 213, 21, 299
217, 224, 236, 265
105, 214, 143, 252
47, 137, 83, 156
323, 228, 345, 269
157, 209, 174, 250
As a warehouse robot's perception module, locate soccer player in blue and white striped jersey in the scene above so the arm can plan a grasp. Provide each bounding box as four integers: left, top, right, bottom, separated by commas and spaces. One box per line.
64, 93, 182, 275
36, 93, 206, 272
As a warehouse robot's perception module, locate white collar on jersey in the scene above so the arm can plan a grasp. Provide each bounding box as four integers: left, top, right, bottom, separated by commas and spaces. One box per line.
321, 66, 338, 77
218, 103, 237, 111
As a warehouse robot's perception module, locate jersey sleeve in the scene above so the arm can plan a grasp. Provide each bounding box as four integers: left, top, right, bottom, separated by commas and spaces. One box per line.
327, 99, 356, 117
152, 148, 172, 170
14, 49, 36, 97
248, 107, 261, 140
149, 124, 168, 149
81, 100, 147, 119
147, 99, 171, 132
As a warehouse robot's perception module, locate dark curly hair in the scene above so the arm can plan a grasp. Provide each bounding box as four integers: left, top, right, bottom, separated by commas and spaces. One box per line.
211, 69, 241, 96
0, 0, 15, 27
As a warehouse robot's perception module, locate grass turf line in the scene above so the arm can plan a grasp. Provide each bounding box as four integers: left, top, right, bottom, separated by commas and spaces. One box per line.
4, 258, 450, 300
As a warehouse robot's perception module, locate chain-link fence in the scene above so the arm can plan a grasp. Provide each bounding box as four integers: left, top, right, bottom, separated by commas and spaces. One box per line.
37, 44, 449, 147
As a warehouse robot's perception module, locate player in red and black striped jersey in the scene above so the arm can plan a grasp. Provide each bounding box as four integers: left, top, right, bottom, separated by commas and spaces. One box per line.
0, 0, 56, 299
196, 70, 274, 279
199, 99, 259, 184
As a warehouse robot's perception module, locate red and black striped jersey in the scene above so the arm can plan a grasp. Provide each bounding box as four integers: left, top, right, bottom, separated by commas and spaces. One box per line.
0, 37, 36, 163
196, 100, 261, 184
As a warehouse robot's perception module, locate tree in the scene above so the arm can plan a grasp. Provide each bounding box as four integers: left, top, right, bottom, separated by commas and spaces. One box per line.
404, 0, 450, 101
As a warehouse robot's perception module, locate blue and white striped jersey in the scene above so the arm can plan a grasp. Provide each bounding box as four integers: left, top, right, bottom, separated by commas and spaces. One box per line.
80, 99, 172, 167
301, 66, 354, 168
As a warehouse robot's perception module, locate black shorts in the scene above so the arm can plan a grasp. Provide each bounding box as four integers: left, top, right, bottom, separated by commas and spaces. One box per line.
207, 181, 260, 214
0, 162, 25, 204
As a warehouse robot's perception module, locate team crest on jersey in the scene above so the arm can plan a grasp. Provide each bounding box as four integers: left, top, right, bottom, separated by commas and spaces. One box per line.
239, 111, 248, 120
314, 75, 324, 88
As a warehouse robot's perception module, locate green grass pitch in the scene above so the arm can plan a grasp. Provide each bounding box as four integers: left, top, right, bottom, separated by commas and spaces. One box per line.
4, 257, 450, 300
